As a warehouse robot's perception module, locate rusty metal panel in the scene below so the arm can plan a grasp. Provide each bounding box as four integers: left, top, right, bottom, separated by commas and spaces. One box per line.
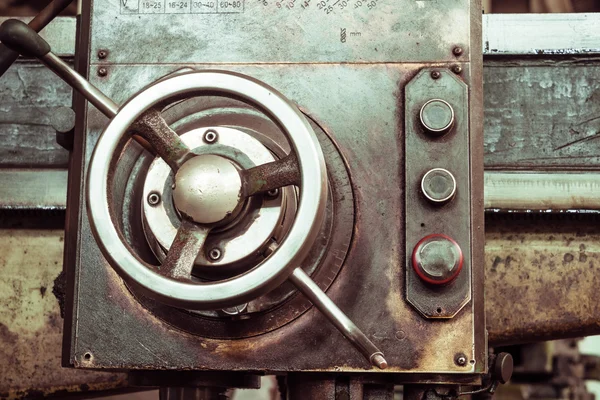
65, 63, 482, 376
0, 229, 127, 399
486, 217, 600, 346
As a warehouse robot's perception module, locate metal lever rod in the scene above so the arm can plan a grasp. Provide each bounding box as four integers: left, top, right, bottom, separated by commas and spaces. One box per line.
288, 267, 388, 370
41, 52, 118, 118
0, 19, 118, 118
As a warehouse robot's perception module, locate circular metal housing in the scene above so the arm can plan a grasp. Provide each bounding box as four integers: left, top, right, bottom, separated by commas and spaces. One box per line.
412, 234, 463, 285
419, 99, 455, 135
142, 127, 288, 271
87, 70, 328, 310
421, 168, 457, 204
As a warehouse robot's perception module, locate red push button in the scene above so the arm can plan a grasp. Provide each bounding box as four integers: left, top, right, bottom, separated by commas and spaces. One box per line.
412, 234, 463, 285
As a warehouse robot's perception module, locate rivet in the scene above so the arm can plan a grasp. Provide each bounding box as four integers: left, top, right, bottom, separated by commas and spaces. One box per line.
430, 71, 441, 80
97, 67, 108, 77
453, 46, 464, 56
452, 65, 463, 74
97, 50, 108, 59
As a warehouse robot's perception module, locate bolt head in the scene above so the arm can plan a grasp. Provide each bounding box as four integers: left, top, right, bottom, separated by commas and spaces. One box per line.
208, 248, 222, 261
455, 354, 468, 366
453, 46, 464, 56
147, 192, 161, 206
452, 65, 463, 74
203, 130, 218, 144
430, 71, 441, 80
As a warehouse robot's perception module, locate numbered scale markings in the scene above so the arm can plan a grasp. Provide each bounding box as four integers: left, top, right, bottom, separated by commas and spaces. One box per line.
121, 0, 244, 14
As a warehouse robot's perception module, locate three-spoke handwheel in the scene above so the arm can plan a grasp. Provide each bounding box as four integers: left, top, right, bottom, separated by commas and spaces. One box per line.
0, 18, 388, 369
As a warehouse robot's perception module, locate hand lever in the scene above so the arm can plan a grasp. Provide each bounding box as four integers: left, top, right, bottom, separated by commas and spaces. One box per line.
0, 0, 74, 78
0, 19, 118, 118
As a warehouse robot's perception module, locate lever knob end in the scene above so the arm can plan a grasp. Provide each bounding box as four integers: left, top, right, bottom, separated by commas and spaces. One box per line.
0, 19, 51, 58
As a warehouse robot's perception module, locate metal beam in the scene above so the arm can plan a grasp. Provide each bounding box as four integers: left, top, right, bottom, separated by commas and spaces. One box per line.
486, 217, 600, 346
0, 169, 67, 211
5, 170, 600, 212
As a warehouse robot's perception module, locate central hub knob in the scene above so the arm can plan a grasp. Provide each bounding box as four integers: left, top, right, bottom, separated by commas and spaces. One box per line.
172, 155, 243, 225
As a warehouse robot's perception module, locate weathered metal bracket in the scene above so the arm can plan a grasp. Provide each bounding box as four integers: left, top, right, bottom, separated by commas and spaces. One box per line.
405, 68, 471, 318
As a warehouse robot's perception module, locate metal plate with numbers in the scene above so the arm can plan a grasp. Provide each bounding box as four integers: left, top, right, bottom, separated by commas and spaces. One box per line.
92, 0, 472, 64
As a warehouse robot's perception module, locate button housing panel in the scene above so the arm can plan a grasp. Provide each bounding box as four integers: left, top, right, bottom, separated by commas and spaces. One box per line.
405, 68, 471, 319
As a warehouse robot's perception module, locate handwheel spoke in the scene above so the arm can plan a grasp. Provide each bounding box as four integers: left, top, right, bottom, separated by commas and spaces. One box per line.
288, 268, 388, 370
161, 220, 210, 280
240, 153, 300, 197
131, 108, 192, 171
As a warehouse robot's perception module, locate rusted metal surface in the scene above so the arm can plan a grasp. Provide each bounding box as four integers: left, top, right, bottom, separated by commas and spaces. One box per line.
131, 108, 190, 170
3, 219, 600, 396
65, 63, 484, 379
240, 153, 300, 197
0, 229, 127, 400
160, 220, 208, 280
486, 216, 600, 346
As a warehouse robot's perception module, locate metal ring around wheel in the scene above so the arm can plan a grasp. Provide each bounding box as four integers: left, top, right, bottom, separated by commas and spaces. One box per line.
87, 70, 328, 310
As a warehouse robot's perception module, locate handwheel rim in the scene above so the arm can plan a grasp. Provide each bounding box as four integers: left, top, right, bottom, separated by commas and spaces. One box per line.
87, 70, 327, 310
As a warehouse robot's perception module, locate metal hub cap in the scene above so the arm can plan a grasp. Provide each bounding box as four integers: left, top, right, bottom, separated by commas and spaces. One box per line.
172, 154, 243, 225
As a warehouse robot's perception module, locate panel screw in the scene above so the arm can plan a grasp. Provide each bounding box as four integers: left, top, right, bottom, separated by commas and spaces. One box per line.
97, 67, 108, 77
147, 192, 161, 206
266, 188, 279, 197
430, 71, 441, 80
453, 46, 464, 56
452, 65, 463, 74
455, 354, 468, 366
203, 130, 218, 144
208, 248, 222, 261
97, 50, 108, 59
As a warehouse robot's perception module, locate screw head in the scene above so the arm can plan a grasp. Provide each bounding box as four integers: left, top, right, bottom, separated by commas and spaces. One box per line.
97, 67, 108, 77
266, 188, 279, 197
430, 70, 441, 80
203, 130, 218, 144
97, 50, 108, 59
455, 354, 468, 366
147, 192, 161, 206
208, 248, 222, 261
452, 65, 463, 74
453, 46, 464, 56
